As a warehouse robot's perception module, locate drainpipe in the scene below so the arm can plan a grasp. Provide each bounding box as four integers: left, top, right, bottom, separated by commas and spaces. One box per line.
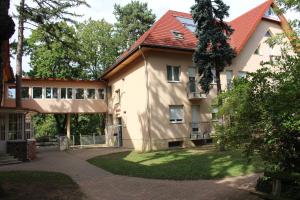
139, 46, 152, 151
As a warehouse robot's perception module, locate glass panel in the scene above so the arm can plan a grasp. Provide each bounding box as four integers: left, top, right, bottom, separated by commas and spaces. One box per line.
173, 67, 180, 81
67, 88, 73, 99
60, 88, 66, 99
211, 69, 216, 83
238, 71, 247, 78
21, 87, 29, 99
33, 87, 43, 99
52, 88, 58, 99
169, 106, 183, 122
226, 70, 233, 90
87, 89, 95, 99
0, 114, 5, 141
188, 67, 196, 78
46, 87, 52, 99
98, 89, 105, 99
167, 65, 172, 81
76, 88, 84, 99
8, 114, 23, 140
8, 87, 16, 99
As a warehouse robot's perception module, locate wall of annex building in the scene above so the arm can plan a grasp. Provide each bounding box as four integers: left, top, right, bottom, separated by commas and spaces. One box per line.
107, 56, 149, 151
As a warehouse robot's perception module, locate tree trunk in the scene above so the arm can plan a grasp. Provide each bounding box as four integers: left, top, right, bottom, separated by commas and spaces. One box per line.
74, 114, 78, 135
16, 0, 25, 108
99, 113, 106, 135
272, 179, 282, 197
215, 70, 222, 95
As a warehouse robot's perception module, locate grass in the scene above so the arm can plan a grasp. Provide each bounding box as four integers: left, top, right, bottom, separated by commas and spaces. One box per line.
0, 171, 84, 200
88, 149, 264, 180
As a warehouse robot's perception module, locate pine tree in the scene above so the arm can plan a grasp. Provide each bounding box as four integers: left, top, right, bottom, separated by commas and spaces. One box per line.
191, 0, 236, 94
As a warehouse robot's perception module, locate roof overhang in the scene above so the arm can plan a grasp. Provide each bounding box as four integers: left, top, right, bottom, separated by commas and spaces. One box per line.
0, 107, 38, 114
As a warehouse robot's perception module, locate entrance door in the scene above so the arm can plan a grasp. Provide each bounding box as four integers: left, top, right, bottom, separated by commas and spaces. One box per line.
191, 105, 200, 134
0, 114, 7, 153
117, 117, 123, 147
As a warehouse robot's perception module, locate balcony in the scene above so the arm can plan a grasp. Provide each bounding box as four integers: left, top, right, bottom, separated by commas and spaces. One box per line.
190, 122, 212, 140
187, 81, 207, 100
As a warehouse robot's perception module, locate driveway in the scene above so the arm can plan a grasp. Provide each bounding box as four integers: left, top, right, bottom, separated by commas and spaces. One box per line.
0, 148, 261, 200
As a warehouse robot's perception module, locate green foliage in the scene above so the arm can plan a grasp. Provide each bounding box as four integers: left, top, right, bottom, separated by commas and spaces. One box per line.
71, 114, 102, 136
76, 19, 119, 79
32, 114, 57, 138
113, 0, 156, 50
216, 53, 300, 174
191, 0, 236, 93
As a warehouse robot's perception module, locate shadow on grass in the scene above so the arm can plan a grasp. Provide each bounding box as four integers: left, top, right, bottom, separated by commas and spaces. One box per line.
88, 149, 264, 180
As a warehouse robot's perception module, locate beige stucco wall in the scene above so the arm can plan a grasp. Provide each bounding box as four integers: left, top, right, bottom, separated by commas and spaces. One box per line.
4, 80, 107, 113
107, 57, 150, 151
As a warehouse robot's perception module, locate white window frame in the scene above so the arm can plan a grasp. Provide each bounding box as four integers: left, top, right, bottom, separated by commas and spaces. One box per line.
7, 86, 16, 99
32, 87, 43, 99
169, 105, 184, 124
87, 88, 96, 99
21, 87, 30, 99
167, 65, 181, 82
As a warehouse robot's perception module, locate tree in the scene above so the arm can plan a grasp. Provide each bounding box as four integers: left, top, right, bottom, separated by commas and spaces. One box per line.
76, 19, 119, 80
113, 0, 156, 51
15, 0, 89, 107
191, 0, 236, 94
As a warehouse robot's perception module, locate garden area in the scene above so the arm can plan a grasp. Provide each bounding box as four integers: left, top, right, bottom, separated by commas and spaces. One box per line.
0, 171, 84, 200
88, 149, 263, 180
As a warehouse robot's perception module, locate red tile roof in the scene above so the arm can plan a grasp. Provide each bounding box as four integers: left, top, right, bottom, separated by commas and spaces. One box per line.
103, 0, 286, 78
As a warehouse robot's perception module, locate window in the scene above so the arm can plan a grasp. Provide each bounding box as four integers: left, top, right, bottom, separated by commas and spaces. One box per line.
226, 70, 233, 90
115, 89, 120, 104
98, 89, 105, 99
169, 105, 184, 123
264, 7, 280, 21
46, 87, 52, 99
212, 107, 219, 121
172, 30, 184, 39
254, 45, 261, 55
238, 71, 247, 79
8, 114, 23, 140
52, 88, 58, 99
33, 87, 43, 99
8, 87, 16, 99
176, 17, 196, 32
21, 87, 29, 99
67, 88, 73, 99
87, 89, 95, 99
60, 88, 66, 99
75, 88, 84, 99
167, 65, 180, 82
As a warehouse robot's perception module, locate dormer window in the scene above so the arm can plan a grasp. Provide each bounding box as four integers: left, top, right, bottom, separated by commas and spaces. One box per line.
172, 30, 184, 40
264, 7, 280, 21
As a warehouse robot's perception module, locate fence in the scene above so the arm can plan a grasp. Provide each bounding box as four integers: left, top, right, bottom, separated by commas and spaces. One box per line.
71, 133, 105, 146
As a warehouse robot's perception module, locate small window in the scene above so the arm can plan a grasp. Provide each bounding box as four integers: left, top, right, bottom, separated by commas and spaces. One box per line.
238, 71, 247, 79
60, 88, 66, 99
21, 87, 29, 99
172, 30, 184, 39
212, 107, 219, 121
226, 70, 233, 90
168, 141, 183, 148
169, 105, 184, 123
33, 87, 43, 99
46, 87, 52, 99
211, 69, 217, 84
254, 45, 261, 55
115, 89, 120, 104
75, 88, 84, 99
87, 89, 95, 99
8, 87, 16, 99
265, 31, 272, 38
167, 65, 180, 82
52, 88, 58, 99
67, 88, 73, 99
98, 89, 105, 99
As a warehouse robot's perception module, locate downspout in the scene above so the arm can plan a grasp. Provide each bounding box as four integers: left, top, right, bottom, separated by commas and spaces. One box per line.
139, 46, 152, 151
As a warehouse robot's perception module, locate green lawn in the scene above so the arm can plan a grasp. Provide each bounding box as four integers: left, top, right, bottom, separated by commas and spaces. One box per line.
88, 149, 264, 180
0, 171, 84, 200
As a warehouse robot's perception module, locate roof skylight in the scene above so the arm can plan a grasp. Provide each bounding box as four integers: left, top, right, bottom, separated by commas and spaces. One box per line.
176, 16, 196, 32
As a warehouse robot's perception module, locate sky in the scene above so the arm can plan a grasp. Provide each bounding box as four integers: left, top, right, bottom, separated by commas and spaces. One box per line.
9, 0, 299, 72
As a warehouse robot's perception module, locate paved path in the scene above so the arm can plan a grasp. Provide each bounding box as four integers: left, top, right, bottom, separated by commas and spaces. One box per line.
0, 148, 261, 200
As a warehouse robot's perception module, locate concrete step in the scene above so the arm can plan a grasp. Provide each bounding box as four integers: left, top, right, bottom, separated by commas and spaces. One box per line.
0, 154, 22, 166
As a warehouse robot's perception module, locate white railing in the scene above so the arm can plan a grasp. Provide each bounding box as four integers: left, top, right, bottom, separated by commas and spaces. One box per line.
71, 133, 105, 146
190, 122, 212, 140
187, 81, 207, 100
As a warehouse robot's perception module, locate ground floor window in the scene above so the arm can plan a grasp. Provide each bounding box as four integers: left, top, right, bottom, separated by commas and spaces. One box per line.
8, 114, 24, 140
169, 105, 184, 123
0, 114, 5, 141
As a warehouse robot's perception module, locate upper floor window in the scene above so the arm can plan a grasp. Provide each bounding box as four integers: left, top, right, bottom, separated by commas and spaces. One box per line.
167, 65, 180, 82
60, 88, 66, 99
212, 107, 219, 121
8, 87, 16, 99
75, 88, 84, 99
264, 7, 280, 21
211, 69, 217, 84
115, 89, 121, 104
226, 70, 233, 90
52, 88, 58, 99
21, 87, 29, 99
169, 105, 184, 123
238, 71, 247, 79
46, 87, 52, 99
33, 87, 42, 99
87, 89, 96, 99
67, 88, 73, 99
98, 89, 105, 100
254, 44, 261, 55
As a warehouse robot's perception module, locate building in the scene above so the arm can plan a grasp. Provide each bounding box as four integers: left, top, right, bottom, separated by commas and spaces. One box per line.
1, 0, 296, 153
